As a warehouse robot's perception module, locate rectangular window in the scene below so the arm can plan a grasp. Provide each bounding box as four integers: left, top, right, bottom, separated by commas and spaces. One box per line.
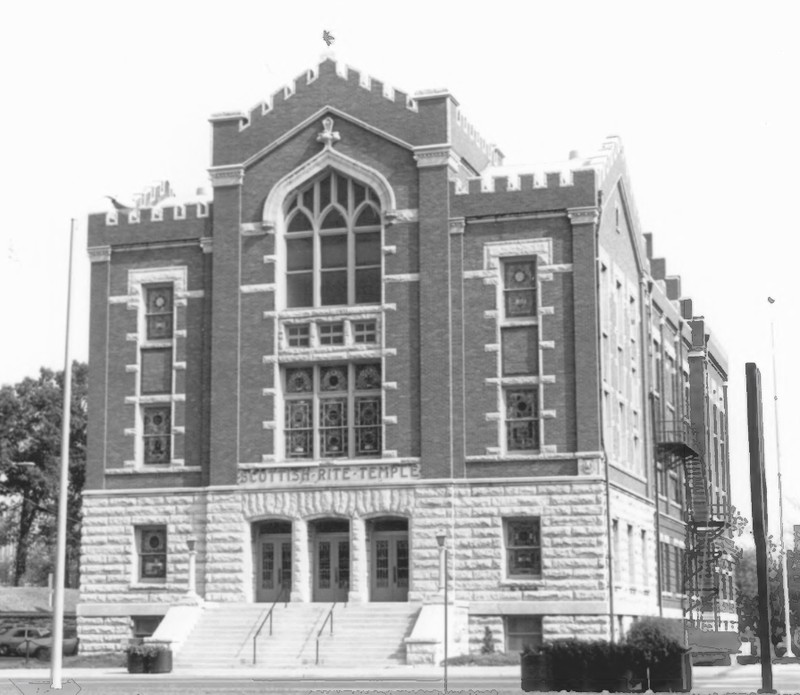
132, 616, 163, 638
319, 323, 345, 345
506, 616, 543, 653
502, 326, 538, 375
503, 260, 536, 317
627, 525, 635, 585
505, 518, 541, 577
660, 542, 669, 592
145, 286, 174, 340
284, 363, 381, 459
505, 389, 538, 451
143, 406, 171, 464
353, 321, 377, 344
287, 324, 311, 347
641, 531, 648, 587
138, 526, 167, 581
612, 520, 619, 579
140, 348, 172, 395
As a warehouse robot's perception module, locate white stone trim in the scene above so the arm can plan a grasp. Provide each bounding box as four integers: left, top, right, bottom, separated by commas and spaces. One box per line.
208, 165, 244, 188
263, 255, 276, 265
382, 245, 397, 255
382, 415, 398, 425
413, 144, 460, 173
382, 382, 398, 391
125, 364, 138, 373
105, 465, 199, 475
465, 270, 494, 280
384, 273, 420, 283
109, 295, 130, 305
483, 238, 553, 269
384, 208, 418, 225
88, 246, 111, 263
262, 421, 276, 430
200, 237, 213, 253
241, 283, 276, 294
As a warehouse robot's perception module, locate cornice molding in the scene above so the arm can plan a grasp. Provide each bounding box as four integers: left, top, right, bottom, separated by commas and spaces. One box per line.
87, 245, 111, 263
413, 144, 460, 173
200, 237, 214, 253
567, 206, 600, 225
449, 217, 466, 235
208, 165, 245, 188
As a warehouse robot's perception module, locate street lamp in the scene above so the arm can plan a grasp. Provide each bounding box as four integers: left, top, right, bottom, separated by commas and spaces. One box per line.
436, 531, 448, 694
768, 297, 793, 656
186, 536, 197, 597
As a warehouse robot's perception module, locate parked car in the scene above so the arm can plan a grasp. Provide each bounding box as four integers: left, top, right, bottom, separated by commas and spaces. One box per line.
16, 628, 79, 660
0, 626, 51, 657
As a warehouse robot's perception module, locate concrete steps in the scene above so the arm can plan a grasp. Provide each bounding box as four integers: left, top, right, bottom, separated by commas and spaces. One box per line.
312, 603, 421, 667
175, 602, 421, 668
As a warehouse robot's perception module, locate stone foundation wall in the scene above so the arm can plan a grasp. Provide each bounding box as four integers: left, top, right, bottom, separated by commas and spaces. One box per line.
77, 616, 132, 654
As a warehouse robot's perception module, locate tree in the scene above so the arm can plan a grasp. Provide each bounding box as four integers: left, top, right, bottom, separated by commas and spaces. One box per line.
735, 533, 799, 654
0, 362, 87, 587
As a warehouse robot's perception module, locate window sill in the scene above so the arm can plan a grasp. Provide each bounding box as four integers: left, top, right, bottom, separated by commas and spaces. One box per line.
129, 583, 180, 592
500, 579, 544, 588
108, 465, 200, 475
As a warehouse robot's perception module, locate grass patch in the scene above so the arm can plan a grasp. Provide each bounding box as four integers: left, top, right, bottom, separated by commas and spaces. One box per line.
0, 651, 125, 669
443, 651, 521, 666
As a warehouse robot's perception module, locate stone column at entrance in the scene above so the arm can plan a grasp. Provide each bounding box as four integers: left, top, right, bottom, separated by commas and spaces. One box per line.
349, 516, 367, 603
291, 518, 310, 602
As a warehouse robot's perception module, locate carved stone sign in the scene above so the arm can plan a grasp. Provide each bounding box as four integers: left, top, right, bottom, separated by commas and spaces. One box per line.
238, 462, 421, 487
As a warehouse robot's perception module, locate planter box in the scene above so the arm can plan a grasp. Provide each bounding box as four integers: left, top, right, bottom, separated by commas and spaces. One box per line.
145, 648, 172, 674
126, 651, 145, 674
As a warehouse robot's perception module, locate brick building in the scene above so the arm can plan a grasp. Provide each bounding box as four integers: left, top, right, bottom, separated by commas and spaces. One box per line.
78, 55, 735, 662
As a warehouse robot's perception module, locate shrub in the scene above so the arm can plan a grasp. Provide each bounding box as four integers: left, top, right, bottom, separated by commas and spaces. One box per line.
444, 651, 520, 666
481, 626, 495, 654
624, 617, 686, 667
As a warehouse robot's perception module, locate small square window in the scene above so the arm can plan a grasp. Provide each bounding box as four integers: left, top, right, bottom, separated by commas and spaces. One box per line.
506, 616, 543, 653
505, 518, 541, 577
286, 324, 310, 347
353, 321, 377, 344
319, 323, 345, 345
137, 526, 167, 581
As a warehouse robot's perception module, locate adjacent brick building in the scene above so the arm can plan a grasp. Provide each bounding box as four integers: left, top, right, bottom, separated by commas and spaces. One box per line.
79, 55, 736, 657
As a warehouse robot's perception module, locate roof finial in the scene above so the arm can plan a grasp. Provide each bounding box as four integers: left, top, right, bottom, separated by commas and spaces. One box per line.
317, 116, 340, 150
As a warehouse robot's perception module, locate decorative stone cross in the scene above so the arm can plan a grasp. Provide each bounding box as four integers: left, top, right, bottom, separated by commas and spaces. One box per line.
317, 116, 341, 149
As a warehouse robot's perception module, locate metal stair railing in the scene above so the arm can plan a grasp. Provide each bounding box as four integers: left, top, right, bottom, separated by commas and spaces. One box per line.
315, 603, 336, 666
252, 584, 290, 665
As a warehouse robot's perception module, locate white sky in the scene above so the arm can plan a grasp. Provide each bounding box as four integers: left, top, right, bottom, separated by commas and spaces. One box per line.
1, 0, 799, 545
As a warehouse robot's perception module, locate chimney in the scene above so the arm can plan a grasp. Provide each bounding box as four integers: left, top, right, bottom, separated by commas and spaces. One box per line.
651, 258, 667, 281
643, 233, 654, 260
665, 276, 681, 301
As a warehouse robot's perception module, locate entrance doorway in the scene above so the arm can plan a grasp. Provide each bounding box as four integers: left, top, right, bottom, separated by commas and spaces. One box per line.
370, 517, 409, 602
255, 520, 292, 602
311, 519, 350, 602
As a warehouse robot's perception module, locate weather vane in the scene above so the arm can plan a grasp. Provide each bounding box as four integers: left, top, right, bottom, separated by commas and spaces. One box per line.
323, 30, 335, 47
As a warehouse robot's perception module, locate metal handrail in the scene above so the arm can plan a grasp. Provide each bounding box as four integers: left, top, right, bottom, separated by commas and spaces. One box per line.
252, 584, 289, 665
315, 602, 336, 665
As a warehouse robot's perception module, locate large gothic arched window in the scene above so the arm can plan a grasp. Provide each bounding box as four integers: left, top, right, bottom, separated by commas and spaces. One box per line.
284, 170, 382, 308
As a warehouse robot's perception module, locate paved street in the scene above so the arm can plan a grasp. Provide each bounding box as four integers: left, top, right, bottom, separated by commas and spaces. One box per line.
2, 663, 800, 694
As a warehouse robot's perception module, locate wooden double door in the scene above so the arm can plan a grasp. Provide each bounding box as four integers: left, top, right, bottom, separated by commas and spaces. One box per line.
314, 533, 350, 602
371, 531, 409, 602
256, 533, 292, 603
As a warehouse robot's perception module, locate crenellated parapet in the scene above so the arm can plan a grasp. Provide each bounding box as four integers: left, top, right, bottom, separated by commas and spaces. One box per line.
210, 54, 420, 135
87, 184, 212, 249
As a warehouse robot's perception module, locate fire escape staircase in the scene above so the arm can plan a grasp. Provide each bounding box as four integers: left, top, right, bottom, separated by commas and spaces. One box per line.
655, 419, 731, 625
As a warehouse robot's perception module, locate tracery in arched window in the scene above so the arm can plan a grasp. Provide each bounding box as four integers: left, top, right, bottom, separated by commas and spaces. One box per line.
284, 171, 382, 308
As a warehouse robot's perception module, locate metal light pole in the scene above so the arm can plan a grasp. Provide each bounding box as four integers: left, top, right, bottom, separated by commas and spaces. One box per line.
768, 297, 793, 656
51, 219, 76, 689
436, 531, 448, 694
187, 536, 197, 596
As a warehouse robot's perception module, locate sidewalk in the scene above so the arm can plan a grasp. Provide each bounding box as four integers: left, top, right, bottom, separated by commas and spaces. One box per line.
1, 664, 520, 681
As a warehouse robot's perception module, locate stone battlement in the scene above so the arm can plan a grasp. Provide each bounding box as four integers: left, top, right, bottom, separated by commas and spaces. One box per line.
103, 201, 209, 226
212, 55, 421, 133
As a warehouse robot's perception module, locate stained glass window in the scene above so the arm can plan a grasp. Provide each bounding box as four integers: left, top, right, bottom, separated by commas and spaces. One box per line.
503, 261, 536, 317
506, 518, 541, 577
283, 363, 381, 459
505, 389, 538, 451
139, 526, 167, 580
145, 286, 174, 339
283, 171, 382, 308
143, 406, 171, 464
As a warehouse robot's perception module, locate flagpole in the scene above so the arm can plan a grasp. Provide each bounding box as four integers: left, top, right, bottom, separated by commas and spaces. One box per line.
51, 219, 75, 689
